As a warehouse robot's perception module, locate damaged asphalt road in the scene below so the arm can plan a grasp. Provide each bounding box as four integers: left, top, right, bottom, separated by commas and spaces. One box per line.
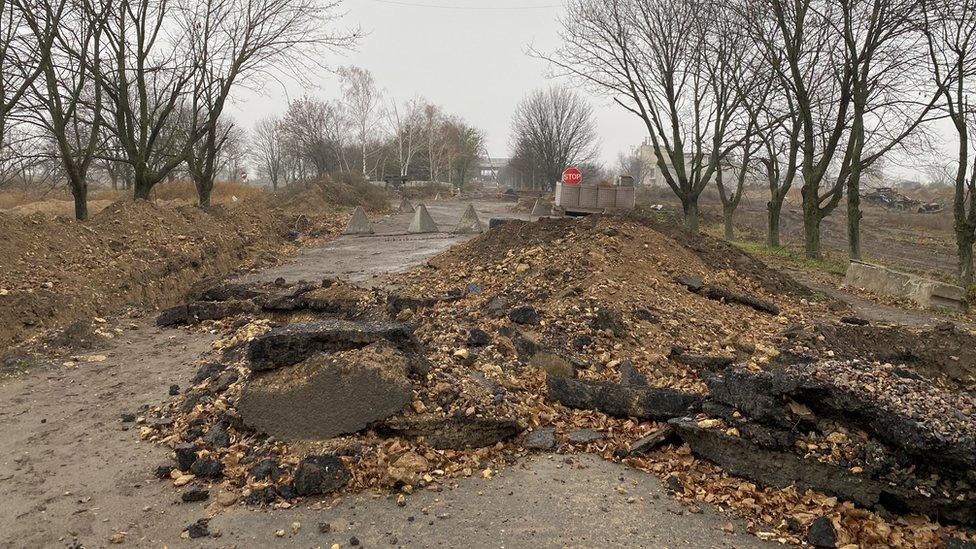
0, 200, 771, 548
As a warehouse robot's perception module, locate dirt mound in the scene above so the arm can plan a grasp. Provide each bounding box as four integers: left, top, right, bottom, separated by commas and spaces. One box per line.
276, 177, 392, 214
784, 322, 976, 390
9, 199, 115, 217
637, 215, 811, 297
0, 194, 349, 351
410, 215, 811, 386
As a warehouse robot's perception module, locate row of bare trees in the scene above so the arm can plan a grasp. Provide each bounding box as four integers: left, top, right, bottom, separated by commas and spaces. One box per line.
545, 0, 976, 286
0, 0, 356, 219
250, 76, 487, 191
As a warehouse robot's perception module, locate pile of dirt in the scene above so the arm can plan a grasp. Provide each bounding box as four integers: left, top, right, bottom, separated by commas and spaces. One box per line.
409, 215, 814, 389
138, 215, 974, 547
9, 199, 116, 217
277, 177, 392, 215
0, 193, 350, 352
783, 321, 976, 390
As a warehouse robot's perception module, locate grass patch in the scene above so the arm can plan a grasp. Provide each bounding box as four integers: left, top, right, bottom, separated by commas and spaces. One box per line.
731, 239, 848, 277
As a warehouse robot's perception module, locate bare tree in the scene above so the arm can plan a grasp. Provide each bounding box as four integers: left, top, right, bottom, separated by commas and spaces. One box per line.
0, 0, 61, 156
923, 0, 976, 285
339, 66, 382, 179
83, 0, 199, 200
280, 96, 347, 179
509, 86, 599, 190
716, 127, 759, 240
542, 0, 751, 231
180, 0, 356, 207
838, 0, 938, 260
740, 0, 937, 258
17, 0, 105, 220
252, 116, 285, 190
387, 97, 425, 177
214, 120, 248, 183
443, 117, 485, 190
422, 103, 448, 182
617, 148, 651, 186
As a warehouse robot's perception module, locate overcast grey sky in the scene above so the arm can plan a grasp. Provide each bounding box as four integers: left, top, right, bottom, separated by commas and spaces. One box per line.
227, 0, 646, 168
227, 0, 952, 181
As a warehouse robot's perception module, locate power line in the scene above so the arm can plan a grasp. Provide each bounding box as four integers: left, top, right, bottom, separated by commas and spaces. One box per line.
366, 0, 562, 10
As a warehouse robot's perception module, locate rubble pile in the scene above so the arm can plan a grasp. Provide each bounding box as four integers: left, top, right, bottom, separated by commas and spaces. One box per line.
781, 321, 976, 390
678, 358, 976, 522
140, 214, 976, 547
396, 215, 809, 394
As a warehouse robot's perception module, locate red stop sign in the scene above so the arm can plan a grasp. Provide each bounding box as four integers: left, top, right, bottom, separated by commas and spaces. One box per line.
562, 167, 582, 185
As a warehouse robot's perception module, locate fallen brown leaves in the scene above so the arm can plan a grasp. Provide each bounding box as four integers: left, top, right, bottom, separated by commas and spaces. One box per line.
143, 213, 975, 548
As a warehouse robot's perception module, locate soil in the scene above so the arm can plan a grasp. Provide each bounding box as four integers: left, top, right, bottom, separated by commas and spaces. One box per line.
408, 213, 824, 395
786, 322, 976, 390
729, 200, 959, 281
0, 189, 352, 352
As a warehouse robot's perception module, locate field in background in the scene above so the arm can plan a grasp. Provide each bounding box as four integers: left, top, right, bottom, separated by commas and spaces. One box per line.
637, 184, 963, 284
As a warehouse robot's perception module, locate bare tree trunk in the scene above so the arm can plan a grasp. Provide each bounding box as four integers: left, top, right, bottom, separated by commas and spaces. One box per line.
682, 198, 700, 233
803, 208, 822, 259
197, 181, 213, 208
723, 205, 734, 240
847, 178, 863, 261
767, 200, 783, 248
134, 175, 153, 201
958, 233, 975, 287
71, 178, 88, 221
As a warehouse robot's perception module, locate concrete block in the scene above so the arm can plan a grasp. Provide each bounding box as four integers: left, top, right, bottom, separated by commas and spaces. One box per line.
844, 260, 968, 312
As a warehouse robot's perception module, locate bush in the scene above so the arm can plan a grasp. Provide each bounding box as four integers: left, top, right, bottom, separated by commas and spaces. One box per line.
966, 283, 976, 306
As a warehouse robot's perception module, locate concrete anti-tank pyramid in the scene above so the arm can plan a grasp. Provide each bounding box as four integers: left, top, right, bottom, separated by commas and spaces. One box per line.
452, 204, 484, 234
398, 197, 415, 214
343, 206, 375, 235
408, 204, 439, 234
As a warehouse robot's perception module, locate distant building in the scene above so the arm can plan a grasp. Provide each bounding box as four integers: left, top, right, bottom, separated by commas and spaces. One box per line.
638, 138, 734, 187
476, 157, 509, 185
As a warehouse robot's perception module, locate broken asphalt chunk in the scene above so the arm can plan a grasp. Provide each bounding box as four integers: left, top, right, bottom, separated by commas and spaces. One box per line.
700, 285, 780, 315
377, 416, 520, 450
156, 300, 258, 327
508, 306, 540, 325
523, 427, 556, 450
617, 359, 648, 386
669, 347, 735, 371
706, 363, 976, 472
246, 320, 416, 371
669, 418, 976, 525
292, 455, 351, 496
238, 343, 412, 441
181, 485, 210, 503
546, 376, 702, 421
627, 425, 676, 455
807, 516, 838, 548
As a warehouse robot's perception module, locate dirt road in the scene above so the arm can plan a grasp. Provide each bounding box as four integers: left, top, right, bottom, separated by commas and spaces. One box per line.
0, 199, 771, 548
